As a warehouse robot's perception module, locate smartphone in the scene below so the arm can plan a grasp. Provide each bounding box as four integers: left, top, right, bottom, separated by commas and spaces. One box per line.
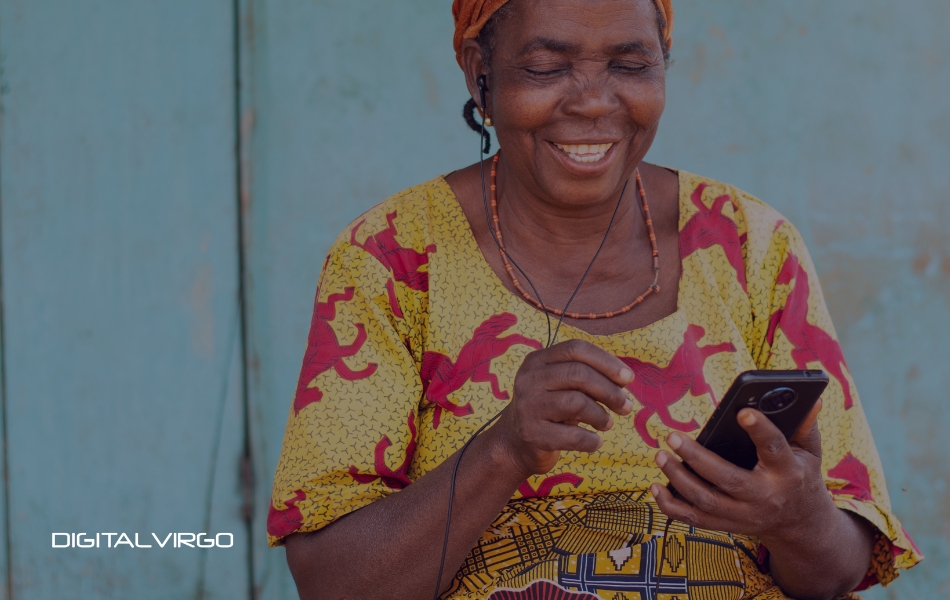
692, 370, 829, 470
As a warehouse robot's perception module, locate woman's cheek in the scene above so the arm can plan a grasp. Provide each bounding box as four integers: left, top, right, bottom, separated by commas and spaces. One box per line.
628, 80, 666, 125
496, 84, 569, 130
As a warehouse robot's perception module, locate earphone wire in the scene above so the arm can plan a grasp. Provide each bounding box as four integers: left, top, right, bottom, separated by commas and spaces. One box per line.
550, 177, 628, 343
432, 86, 630, 599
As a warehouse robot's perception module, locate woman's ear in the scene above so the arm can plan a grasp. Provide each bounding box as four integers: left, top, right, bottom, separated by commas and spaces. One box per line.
460, 38, 490, 117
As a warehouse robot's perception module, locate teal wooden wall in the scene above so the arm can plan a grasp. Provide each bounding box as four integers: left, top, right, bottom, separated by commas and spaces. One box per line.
0, 1, 945, 598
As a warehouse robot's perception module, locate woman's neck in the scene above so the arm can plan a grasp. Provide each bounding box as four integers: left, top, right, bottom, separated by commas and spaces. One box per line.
493, 158, 644, 282
444, 157, 681, 336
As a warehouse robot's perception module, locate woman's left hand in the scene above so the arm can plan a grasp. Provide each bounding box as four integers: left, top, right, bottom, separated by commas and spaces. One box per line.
650, 399, 834, 545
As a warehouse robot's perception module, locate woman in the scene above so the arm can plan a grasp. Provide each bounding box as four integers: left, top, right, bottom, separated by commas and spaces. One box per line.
268, 0, 921, 598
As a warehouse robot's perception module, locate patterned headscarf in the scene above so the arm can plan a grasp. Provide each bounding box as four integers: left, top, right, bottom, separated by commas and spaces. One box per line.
452, 0, 674, 67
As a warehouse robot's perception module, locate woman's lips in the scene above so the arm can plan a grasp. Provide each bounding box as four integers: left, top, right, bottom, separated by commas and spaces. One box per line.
553, 142, 614, 163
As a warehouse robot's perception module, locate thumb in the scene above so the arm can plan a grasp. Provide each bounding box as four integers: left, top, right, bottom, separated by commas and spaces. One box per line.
790, 398, 822, 457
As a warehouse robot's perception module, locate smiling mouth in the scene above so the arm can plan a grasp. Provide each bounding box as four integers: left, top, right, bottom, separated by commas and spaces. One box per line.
553, 142, 613, 163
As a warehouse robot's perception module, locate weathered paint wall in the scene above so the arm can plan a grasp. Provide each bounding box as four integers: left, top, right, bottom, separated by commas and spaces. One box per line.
0, 1, 249, 598
236, 1, 476, 595
0, 0, 945, 598
649, 4, 950, 598
241, 1, 947, 598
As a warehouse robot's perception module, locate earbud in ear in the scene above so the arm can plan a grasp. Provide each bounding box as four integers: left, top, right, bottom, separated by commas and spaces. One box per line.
476, 75, 488, 113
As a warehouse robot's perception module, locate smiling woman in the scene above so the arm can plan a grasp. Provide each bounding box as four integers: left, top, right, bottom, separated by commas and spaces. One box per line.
268, 1, 921, 599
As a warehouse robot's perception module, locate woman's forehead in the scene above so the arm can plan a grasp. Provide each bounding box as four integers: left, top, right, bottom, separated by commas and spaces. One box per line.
501, 0, 662, 54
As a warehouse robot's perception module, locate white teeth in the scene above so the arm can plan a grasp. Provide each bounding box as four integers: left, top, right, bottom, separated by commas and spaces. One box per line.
554, 142, 613, 163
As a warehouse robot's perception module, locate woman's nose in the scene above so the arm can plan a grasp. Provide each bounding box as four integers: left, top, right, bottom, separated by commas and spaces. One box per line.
562, 71, 618, 121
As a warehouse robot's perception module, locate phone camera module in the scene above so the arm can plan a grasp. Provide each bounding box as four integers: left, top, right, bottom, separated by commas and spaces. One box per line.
757, 387, 797, 414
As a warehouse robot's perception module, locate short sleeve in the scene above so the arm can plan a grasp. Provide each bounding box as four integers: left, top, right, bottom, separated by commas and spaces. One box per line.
748, 220, 923, 587
266, 214, 430, 547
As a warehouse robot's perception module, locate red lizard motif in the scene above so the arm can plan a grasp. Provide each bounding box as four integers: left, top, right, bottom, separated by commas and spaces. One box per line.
350, 210, 436, 293
266, 489, 306, 538
517, 473, 584, 499
421, 313, 541, 428
679, 183, 748, 292
293, 287, 378, 415
766, 253, 855, 409
348, 410, 418, 490
828, 453, 874, 502
619, 324, 737, 448
385, 279, 404, 319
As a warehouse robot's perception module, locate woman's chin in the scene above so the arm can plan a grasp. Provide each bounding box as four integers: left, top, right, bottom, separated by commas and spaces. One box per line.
532, 142, 633, 206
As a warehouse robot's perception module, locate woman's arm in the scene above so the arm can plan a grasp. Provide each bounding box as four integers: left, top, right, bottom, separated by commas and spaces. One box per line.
651, 402, 874, 600
285, 423, 525, 600
286, 340, 635, 600
765, 495, 875, 599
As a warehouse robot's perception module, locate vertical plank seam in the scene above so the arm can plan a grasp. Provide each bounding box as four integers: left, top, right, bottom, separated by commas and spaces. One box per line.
195, 316, 241, 600
232, 0, 256, 598
0, 11, 12, 596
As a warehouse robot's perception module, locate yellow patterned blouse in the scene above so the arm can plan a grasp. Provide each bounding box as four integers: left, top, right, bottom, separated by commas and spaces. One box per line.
268, 171, 921, 599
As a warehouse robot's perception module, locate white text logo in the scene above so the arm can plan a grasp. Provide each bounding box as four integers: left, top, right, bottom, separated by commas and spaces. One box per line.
52, 532, 234, 549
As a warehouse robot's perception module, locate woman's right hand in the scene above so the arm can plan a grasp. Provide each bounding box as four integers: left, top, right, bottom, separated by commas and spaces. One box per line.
490, 339, 636, 478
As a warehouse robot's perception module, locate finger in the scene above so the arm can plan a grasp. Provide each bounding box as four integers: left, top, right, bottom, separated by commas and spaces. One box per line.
539, 360, 632, 416
540, 339, 635, 387
664, 432, 756, 500
737, 409, 795, 472
542, 422, 603, 454
650, 483, 739, 533
547, 391, 614, 432
655, 450, 742, 514
790, 398, 823, 457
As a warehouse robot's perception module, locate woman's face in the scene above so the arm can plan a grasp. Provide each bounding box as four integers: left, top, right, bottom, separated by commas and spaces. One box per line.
468, 0, 667, 209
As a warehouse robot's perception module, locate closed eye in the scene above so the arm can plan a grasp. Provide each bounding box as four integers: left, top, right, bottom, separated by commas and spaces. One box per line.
524, 67, 568, 77
610, 63, 650, 74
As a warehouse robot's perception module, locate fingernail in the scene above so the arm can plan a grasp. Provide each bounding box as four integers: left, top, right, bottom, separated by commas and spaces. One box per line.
650, 484, 660, 498
655, 451, 668, 467
619, 367, 633, 383
740, 410, 756, 426
605, 416, 614, 430
622, 398, 633, 414
667, 433, 682, 450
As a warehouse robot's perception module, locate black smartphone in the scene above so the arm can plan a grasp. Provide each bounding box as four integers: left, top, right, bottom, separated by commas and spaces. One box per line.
692, 369, 829, 470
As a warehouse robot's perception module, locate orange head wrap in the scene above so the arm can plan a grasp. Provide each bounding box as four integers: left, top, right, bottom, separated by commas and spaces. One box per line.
452, 0, 674, 67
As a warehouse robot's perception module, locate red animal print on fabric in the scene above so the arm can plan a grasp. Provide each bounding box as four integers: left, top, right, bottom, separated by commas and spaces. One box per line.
350, 210, 436, 292
349, 411, 418, 491
828, 453, 874, 502
266, 489, 305, 538
619, 325, 737, 448
488, 581, 600, 600
385, 279, 404, 319
679, 183, 748, 292
421, 313, 542, 428
293, 287, 378, 415
766, 253, 855, 409
518, 473, 584, 499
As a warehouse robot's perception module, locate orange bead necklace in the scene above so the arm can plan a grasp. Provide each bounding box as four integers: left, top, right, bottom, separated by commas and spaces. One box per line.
489, 152, 660, 320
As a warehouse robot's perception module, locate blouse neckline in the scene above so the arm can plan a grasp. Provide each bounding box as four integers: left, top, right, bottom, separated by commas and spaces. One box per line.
435, 169, 690, 342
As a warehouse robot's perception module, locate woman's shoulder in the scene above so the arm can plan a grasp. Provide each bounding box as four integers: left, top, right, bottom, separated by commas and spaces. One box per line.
678, 170, 788, 228
676, 169, 807, 256
327, 175, 453, 261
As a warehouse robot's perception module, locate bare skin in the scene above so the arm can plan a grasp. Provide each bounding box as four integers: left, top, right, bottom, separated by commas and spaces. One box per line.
286, 1, 874, 599
287, 341, 636, 599
653, 400, 875, 599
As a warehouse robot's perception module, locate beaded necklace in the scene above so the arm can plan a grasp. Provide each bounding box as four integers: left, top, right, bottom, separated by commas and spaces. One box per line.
489, 152, 661, 320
